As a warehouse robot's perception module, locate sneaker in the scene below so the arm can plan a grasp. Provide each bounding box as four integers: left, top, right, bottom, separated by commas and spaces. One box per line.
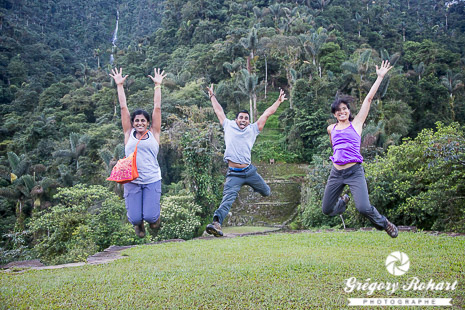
342, 194, 350, 204
206, 221, 223, 237
385, 220, 398, 238
134, 223, 146, 238
149, 217, 161, 231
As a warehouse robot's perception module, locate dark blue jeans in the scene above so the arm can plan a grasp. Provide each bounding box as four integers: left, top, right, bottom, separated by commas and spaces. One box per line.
322, 163, 387, 229
213, 164, 270, 225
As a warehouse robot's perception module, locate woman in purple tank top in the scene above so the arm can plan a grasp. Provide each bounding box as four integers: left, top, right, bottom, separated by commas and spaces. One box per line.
321, 61, 399, 238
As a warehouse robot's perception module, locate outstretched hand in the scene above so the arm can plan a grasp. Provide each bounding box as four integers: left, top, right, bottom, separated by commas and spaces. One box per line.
376, 60, 393, 78
148, 68, 167, 85
109, 68, 128, 85
206, 84, 215, 98
277, 88, 287, 103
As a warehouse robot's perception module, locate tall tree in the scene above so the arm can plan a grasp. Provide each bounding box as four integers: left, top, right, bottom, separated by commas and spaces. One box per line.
300, 28, 328, 77
441, 70, 463, 120
236, 69, 258, 122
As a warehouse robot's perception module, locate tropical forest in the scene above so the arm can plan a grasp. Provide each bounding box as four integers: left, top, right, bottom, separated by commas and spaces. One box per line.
0, 0, 464, 266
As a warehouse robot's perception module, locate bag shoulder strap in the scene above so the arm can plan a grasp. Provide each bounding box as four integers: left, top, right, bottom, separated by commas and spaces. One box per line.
133, 130, 149, 151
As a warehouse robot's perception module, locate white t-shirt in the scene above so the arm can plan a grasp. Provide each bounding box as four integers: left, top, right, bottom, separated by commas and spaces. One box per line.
222, 118, 260, 165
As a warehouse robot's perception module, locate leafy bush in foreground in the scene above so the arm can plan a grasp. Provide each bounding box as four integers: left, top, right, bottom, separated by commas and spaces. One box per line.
366, 122, 465, 232
29, 184, 141, 265
156, 194, 202, 241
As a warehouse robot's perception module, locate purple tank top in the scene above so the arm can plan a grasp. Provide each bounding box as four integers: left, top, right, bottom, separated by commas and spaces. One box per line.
329, 123, 363, 165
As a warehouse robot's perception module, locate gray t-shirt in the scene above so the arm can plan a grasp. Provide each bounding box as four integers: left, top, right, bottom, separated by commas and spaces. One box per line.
125, 129, 162, 184
223, 118, 260, 165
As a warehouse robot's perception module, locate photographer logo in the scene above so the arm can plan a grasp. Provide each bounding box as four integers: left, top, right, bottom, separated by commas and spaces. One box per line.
385, 251, 410, 276
345, 251, 456, 306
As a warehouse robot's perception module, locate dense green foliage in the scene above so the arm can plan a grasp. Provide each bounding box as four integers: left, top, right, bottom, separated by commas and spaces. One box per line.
301, 123, 465, 233
0, 0, 464, 263
366, 122, 465, 232
156, 194, 202, 241
27, 184, 140, 265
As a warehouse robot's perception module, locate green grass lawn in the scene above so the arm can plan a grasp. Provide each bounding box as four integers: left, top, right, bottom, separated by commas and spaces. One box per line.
1, 231, 464, 309
222, 226, 279, 234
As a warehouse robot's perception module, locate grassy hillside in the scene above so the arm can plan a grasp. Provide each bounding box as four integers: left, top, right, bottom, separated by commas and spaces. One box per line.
1, 231, 464, 309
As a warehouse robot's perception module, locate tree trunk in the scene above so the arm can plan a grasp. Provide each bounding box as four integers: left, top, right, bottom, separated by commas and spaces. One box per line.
449, 97, 455, 121
247, 50, 254, 73
264, 55, 268, 99
289, 86, 293, 109
249, 97, 254, 122
253, 93, 258, 123
15, 200, 25, 230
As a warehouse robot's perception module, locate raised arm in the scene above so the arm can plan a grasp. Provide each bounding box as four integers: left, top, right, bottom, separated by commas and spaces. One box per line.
256, 89, 287, 131
148, 68, 167, 143
352, 61, 393, 133
109, 68, 132, 143
207, 84, 226, 126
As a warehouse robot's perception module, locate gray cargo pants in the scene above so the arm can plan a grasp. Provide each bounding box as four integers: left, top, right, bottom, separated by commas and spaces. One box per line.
322, 163, 387, 230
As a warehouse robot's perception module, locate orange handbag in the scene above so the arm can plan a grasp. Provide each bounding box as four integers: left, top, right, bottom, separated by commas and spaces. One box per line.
107, 130, 148, 184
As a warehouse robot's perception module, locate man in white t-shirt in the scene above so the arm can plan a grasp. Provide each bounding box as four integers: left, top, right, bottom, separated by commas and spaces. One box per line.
205, 84, 287, 237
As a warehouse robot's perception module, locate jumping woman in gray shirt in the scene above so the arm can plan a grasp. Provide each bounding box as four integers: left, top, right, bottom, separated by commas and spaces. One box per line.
205, 85, 287, 237
109, 68, 166, 238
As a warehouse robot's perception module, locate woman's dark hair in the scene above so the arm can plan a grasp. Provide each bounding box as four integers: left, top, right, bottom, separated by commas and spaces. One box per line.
331, 95, 355, 122
131, 109, 151, 123
235, 109, 250, 119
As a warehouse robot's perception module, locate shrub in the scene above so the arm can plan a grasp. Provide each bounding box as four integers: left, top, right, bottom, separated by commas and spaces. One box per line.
252, 138, 299, 163
156, 194, 202, 241
29, 184, 142, 265
365, 122, 465, 232
0, 231, 34, 265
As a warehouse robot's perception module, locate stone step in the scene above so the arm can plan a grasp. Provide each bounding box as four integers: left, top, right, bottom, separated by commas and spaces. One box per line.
225, 173, 302, 226
253, 163, 308, 179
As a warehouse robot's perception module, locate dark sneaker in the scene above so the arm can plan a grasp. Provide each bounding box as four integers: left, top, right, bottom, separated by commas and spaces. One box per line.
134, 223, 146, 238
342, 194, 350, 204
149, 217, 161, 231
149, 217, 161, 236
206, 221, 223, 237
385, 220, 398, 238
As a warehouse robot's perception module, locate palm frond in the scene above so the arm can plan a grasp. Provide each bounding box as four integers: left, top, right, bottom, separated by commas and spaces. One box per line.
341, 61, 358, 74
7, 151, 20, 171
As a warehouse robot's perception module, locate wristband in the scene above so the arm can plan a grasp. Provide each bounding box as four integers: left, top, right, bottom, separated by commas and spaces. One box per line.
154, 85, 161, 90
209, 93, 216, 99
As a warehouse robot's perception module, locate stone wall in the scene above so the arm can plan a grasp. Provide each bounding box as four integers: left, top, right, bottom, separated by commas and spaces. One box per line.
225, 163, 308, 227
